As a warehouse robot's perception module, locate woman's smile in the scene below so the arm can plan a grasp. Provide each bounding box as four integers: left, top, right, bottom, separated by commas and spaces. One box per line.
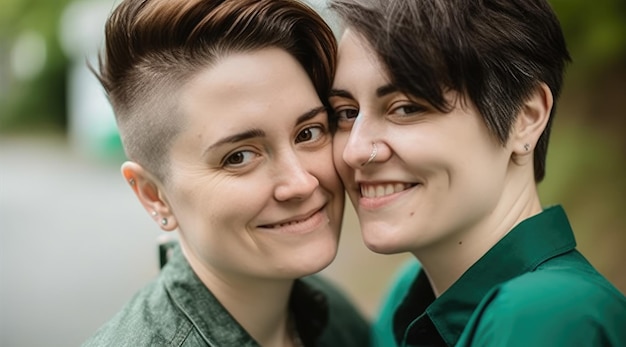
360, 182, 416, 198
357, 182, 419, 210
259, 205, 329, 234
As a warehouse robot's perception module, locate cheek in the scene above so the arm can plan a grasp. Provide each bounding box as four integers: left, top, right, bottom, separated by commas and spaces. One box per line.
171, 175, 259, 227
332, 135, 352, 182
312, 146, 344, 193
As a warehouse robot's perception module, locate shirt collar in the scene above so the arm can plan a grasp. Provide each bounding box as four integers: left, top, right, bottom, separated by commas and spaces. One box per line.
398, 205, 577, 346
162, 246, 328, 347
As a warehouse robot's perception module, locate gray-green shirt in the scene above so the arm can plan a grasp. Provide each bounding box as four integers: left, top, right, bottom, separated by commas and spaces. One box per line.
373, 205, 626, 346
84, 245, 369, 346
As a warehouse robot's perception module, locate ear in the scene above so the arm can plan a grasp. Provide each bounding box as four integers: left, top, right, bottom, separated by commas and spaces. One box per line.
121, 161, 178, 232
510, 83, 553, 163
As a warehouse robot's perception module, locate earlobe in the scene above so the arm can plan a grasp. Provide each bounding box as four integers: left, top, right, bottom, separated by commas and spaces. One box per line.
121, 161, 178, 231
511, 83, 553, 157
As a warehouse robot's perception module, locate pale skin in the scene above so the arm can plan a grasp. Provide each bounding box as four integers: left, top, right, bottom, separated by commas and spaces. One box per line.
330, 29, 554, 296
121, 48, 344, 347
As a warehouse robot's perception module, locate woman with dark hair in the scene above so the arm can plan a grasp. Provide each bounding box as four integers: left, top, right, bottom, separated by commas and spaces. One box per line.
82, 0, 369, 346
328, 0, 626, 346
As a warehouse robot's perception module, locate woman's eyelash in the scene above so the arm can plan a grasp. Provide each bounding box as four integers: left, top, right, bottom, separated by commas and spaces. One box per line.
223, 150, 256, 167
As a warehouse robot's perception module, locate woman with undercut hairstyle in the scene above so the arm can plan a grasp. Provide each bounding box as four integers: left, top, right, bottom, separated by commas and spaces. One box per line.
82, 0, 369, 346
328, 0, 626, 346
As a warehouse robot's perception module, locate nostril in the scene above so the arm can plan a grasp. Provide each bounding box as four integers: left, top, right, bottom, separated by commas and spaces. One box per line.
274, 169, 318, 202
342, 140, 374, 169
361, 142, 377, 167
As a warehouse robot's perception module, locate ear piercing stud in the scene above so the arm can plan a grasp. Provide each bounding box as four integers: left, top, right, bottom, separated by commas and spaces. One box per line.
524, 143, 530, 151
152, 211, 167, 226
128, 178, 135, 186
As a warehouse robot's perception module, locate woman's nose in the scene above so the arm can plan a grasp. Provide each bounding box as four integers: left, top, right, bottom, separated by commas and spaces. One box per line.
273, 154, 319, 202
341, 114, 379, 169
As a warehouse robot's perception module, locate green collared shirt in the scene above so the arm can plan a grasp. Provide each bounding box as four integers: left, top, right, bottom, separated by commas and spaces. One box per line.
373, 205, 626, 346
84, 245, 369, 346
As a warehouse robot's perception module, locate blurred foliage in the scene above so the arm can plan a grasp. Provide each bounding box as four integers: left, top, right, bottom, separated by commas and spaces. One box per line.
544, 0, 626, 293
552, 0, 626, 78
0, 0, 74, 133
550, 0, 626, 141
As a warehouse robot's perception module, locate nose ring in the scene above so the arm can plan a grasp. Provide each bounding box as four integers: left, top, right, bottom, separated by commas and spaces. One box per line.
362, 142, 378, 166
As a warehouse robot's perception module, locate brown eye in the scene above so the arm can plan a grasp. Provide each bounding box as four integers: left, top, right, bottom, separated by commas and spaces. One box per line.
331, 108, 358, 131
295, 126, 322, 143
224, 150, 255, 167
391, 103, 428, 116
226, 152, 244, 165
336, 108, 358, 120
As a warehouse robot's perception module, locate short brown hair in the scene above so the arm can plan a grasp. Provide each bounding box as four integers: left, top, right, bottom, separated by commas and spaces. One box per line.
94, 0, 336, 181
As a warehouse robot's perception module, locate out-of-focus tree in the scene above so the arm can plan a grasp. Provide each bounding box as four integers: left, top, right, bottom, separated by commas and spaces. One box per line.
543, 0, 626, 293
553, 0, 626, 78
551, 0, 626, 134
0, 0, 73, 133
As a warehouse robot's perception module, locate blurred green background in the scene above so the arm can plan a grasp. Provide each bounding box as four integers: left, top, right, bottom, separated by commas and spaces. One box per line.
1, 0, 72, 134
0, 0, 624, 346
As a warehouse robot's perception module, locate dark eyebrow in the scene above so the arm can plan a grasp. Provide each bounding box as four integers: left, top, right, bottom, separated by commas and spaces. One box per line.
205, 128, 266, 155
296, 105, 327, 125
329, 89, 353, 99
330, 85, 399, 100
376, 84, 399, 98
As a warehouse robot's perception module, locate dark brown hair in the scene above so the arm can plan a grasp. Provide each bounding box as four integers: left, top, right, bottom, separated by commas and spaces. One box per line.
330, 0, 571, 182
94, 0, 336, 181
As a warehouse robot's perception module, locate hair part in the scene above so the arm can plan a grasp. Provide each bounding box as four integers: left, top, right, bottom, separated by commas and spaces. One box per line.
330, 0, 571, 182
94, 0, 336, 182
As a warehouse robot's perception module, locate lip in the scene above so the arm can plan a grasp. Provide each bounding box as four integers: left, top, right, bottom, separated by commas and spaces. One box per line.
258, 205, 328, 234
356, 181, 418, 210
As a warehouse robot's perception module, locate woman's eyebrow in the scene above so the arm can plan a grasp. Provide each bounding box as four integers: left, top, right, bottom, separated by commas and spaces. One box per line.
330, 84, 399, 99
295, 105, 327, 125
329, 89, 353, 99
205, 128, 266, 155
376, 84, 398, 98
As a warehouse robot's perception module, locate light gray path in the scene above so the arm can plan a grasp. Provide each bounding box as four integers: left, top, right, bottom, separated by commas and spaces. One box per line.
0, 135, 161, 347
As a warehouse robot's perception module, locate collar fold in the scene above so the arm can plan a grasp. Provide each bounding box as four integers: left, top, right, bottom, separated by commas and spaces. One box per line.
398, 205, 577, 346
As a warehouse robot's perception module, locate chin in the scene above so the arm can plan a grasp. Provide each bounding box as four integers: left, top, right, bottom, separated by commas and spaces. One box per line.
362, 227, 407, 255
296, 241, 339, 276
364, 240, 402, 255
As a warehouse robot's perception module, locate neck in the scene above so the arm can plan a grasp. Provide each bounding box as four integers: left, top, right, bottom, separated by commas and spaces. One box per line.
181, 244, 296, 346
414, 170, 543, 297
